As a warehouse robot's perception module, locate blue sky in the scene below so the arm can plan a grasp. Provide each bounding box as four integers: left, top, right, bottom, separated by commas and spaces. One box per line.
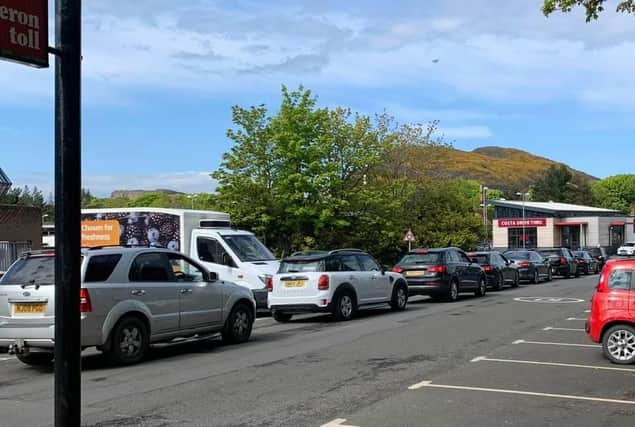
2, 0, 634, 197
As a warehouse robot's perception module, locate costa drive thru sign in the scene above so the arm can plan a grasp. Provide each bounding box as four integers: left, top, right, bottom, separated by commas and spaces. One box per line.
0, 0, 48, 68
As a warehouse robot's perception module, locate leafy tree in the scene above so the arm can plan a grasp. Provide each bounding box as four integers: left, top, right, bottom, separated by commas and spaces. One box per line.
542, 0, 635, 21
531, 165, 594, 204
592, 174, 635, 213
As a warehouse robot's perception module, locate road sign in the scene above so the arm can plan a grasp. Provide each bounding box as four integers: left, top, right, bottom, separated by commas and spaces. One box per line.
403, 228, 416, 242
0, 0, 48, 68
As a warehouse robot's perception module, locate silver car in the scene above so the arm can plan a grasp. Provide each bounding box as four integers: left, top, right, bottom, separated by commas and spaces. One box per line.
0, 247, 256, 366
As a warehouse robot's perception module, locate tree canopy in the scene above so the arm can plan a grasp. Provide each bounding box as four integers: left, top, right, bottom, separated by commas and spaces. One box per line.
530, 165, 594, 205
542, 0, 635, 21
592, 174, 635, 213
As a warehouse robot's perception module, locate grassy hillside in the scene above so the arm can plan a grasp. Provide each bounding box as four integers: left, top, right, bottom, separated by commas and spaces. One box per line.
401, 145, 596, 194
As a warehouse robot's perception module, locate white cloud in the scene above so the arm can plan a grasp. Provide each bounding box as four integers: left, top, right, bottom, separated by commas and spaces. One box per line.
10, 171, 216, 198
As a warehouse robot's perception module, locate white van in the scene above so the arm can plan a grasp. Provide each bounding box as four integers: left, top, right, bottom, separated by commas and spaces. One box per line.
81, 208, 279, 308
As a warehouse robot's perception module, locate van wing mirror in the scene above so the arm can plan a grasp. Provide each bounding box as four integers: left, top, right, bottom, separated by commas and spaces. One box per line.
205, 271, 218, 282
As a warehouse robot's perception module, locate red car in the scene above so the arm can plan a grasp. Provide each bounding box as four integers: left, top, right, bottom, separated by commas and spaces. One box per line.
587, 258, 635, 364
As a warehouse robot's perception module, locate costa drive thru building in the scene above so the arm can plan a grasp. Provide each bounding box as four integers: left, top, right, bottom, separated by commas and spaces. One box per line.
491, 200, 635, 250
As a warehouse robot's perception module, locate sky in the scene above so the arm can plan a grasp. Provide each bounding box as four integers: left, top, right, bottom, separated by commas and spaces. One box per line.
1, 0, 635, 197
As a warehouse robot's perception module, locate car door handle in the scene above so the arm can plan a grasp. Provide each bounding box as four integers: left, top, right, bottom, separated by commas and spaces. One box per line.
130, 289, 146, 296
180, 289, 193, 295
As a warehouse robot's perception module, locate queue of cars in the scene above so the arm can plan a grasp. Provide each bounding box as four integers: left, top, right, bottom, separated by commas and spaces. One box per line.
0, 241, 627, 367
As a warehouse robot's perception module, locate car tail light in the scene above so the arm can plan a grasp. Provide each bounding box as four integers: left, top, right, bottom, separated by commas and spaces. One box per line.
266, 277, 273, 292
427, 265, 446, 274
318, 275, 330, 290
392, 266, 404, 273
80, 288, 92, 313
482, 265, 493, 273
518, 261, 530, 267
560, 257, 567, 265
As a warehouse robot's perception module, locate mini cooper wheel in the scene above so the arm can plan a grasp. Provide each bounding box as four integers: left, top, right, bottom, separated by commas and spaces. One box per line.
333, 291, 356, 321
602, 324, 635, 365
222, 303, 253, 344
390, 283, 408, 311
106, 316, 149, 365
475, 276, 487, 297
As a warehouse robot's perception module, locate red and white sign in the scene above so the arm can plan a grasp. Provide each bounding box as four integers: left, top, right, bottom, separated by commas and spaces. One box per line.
403, 228, 416, 242
0, 0, 48, 68
497, 218, 547, 228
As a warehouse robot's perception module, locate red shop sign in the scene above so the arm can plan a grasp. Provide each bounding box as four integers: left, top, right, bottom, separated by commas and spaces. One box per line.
0, 0, 48, 68
497, 218, 547, 228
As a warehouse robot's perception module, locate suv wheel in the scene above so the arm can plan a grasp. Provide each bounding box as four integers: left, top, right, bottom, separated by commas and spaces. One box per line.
273, 311, 293, 323
511, 272, 520, 288
390, 283, 408, 311
16, 352, 54, 366
446, 280, 459, 302
475, 276, 487, 297
106, 316, 149, 365
493, 272, 504, 291
531, 270, 539, 284
547, 269, 553, 282
333, 291, 355, 321
602, 324, 635, 365
574, 266, 580, 278
222, 303, 253, 344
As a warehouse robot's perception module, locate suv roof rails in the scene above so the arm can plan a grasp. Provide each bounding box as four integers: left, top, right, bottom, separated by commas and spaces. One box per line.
290, 250, 328, 256
328, 248, 365, 255
21, 249, 56, 257
85, 243, 165, 250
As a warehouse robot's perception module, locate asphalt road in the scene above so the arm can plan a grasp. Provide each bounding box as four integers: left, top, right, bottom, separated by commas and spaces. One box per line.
1, 274, 633, 427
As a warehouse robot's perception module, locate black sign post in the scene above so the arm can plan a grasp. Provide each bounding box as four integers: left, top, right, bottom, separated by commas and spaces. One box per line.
53, 0, 82, 426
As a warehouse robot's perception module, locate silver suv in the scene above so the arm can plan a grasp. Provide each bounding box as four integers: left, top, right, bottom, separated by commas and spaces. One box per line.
0, 247, 256, 366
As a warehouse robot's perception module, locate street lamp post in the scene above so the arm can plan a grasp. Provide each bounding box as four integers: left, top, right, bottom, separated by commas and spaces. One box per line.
187, 194, 198, 210
516, 192, 529, 249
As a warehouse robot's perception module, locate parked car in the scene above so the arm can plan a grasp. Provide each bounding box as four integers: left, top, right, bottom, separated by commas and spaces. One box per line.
392, 247, 487, 302
0, 247, 256, 366
267, 249, 408, 322
583, 247, 608, 270
503, 250, 552, 283
617, 242, 635, 257
537, 248, 579, 278
573, 250, 600, 275
468, 251, 519, 290
586, 258, 635, 364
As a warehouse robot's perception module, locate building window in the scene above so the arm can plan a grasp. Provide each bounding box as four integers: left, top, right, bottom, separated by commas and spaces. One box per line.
508, 228, 538, 249
560, 226, 581, 249
610, 225, 625, 248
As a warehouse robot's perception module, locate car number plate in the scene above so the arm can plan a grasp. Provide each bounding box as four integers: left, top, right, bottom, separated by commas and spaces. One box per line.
284, 280, 306, 288
404, 271, 425, 277
14, 303, 47, 314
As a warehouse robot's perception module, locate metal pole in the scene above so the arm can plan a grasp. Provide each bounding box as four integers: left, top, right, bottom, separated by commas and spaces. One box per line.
522, 194, 526, 249
54, 0, 82, 426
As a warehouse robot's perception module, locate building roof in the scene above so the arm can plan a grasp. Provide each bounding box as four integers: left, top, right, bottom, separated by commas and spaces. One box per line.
492, 200, 623, 215
0, 167, 11, 196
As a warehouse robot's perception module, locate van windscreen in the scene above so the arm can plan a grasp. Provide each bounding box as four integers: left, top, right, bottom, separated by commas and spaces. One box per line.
221, 234, 276, 262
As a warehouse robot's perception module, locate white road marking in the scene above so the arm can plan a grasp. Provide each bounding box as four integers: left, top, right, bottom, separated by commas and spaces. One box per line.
0, 357, 14, 362
470, 356, 635, 373
512, 339, 600, 348
542, 327, 585, 332
567, 317, 586, 321
584, 310, 591, 313
321, 418, 360, 427
407, 380, 635, 405
514, 297, 584, 304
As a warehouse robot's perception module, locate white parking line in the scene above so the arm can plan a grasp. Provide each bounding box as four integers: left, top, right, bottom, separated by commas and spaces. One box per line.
470, 356, 635, 373
584, 310, 591, 313
542, 326, 585, 332
567, 317, 586, 321
407, 380, 635, 405
512, 339, 600, 348
0, 357, 13, 362
321, 418, 360, 427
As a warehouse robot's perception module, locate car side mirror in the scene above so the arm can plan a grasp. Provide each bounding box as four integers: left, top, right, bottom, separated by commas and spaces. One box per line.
205, 271, 218, 282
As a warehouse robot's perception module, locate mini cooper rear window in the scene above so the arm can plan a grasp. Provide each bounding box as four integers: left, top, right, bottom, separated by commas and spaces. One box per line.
279, 260, 323, 273
608, 269, 632, 290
